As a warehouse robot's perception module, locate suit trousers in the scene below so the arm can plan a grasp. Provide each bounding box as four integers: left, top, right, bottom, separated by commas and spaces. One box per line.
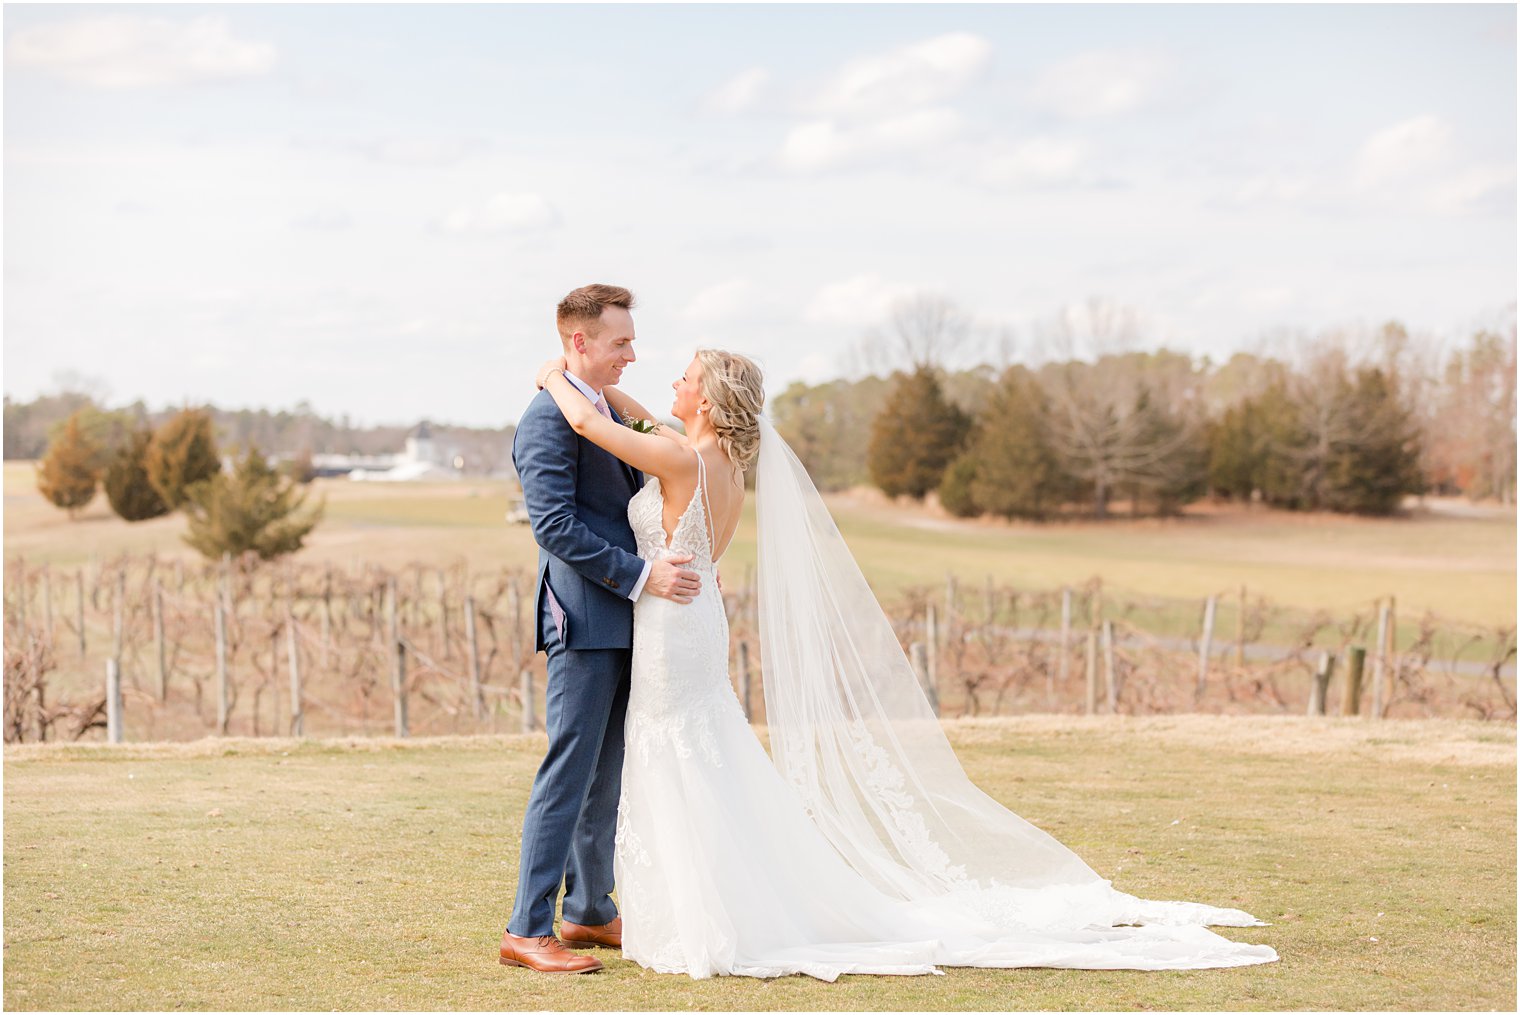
507, 600, 632, 937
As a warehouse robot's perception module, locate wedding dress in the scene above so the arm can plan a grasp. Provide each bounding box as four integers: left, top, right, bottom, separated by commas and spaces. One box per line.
613, 424, 1278, 981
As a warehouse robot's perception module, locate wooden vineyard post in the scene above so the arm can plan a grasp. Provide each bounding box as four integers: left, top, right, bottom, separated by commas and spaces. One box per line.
1342, 646, 1366, 717
465, 594, 483, 721
737, 640, 753, 722
106, 659, 123, 744
287, 607, 304, 737
1196, 594, 1217, 701
1308, 651, 1336, 716
388, 577, 408, 738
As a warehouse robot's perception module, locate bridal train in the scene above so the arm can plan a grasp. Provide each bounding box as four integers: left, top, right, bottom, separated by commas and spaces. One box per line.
612, 428, 1278, 980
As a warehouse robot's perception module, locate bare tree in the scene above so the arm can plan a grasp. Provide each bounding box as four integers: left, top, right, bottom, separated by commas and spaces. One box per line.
1033, 299, 1203, 518
852, 292, 972, 375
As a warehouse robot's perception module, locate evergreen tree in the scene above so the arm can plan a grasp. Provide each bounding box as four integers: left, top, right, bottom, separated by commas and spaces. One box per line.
947, 366, 1070, 520
182, 445, 325, 561
35, 411, 101, 517
103, 428, 170, 522
938, 454, 980, 517
868, 368, 970, 500
147, 409, 222, 510
1323, 367, 1425, 514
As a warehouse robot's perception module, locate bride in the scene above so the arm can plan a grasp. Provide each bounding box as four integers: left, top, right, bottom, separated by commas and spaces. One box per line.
534, 349, 1278, 981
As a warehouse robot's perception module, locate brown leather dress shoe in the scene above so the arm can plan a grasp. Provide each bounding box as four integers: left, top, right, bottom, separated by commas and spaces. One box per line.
560, 916, 622, 950
499, 930, 604, 973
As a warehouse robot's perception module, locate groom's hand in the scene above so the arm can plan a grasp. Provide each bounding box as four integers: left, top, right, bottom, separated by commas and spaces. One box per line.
645, 554, 701, 604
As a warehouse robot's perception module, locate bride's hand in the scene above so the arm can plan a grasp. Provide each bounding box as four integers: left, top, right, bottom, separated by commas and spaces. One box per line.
535, 355, 568, 390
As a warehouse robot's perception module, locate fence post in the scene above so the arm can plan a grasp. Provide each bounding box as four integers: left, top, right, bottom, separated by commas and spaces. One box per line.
215, 570, 230, 735
388, 577, 408, 738
105, 659, 123, 744
42, 566, 54, 642
1342, 646, 1366, 717
321, 566, 333, 669
945, 573, 957, 638
1059, 587, 1072, 684
112, 570, 126, 665
508, 576, 523, 671
154, 579, 168, 702
1235, 583, 1247, 670
75, 568, 86, 657
910, 642, 939, 717
1372, 599, 1390, 719
520, 669, 535, 733
287, 608, 304, 737
925, 604, 939, 693
1196, 594, 1217, 700
1085, 630, 1098, 715
436, 567, 450, 659
1308, 651, 1336, 716
465, 594, 483, 721
1102, 620, 1118, 713
738, 640, 753, 722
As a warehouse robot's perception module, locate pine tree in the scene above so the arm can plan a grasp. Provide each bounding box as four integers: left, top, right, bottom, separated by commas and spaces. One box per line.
947, 366, 1071, 520
868, 367, 970, 500
147, 409, 222, 510
1323, 367, 1426, 514
35, 412, 101, 517
104, 428, 170, 522
182, 445, 325, 561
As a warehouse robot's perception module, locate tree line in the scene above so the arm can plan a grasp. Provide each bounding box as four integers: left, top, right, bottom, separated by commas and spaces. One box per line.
33, 407, 323, 560
772, 296, 1516, 518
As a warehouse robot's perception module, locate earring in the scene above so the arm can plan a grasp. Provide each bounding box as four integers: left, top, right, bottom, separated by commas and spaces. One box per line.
698, 407, 706, 415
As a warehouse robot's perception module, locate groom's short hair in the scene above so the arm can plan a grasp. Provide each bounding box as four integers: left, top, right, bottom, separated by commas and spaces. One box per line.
558, 284, 636, 344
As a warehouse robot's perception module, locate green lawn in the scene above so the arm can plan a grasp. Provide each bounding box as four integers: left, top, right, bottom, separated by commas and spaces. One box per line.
4, 717, 1514, 1011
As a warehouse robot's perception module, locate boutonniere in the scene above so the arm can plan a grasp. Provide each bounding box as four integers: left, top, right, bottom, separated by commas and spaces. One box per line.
619, 410, 663, 435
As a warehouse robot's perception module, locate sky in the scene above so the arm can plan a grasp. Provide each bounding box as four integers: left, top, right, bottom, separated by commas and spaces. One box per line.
4, 3, 1515, 428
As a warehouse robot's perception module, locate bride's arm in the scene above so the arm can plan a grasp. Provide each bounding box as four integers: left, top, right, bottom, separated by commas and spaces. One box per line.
539, 369, 693, 484
604, 387, 689, 446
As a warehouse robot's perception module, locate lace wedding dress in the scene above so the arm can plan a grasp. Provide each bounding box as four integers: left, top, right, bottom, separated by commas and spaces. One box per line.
614, 434, 1278, 981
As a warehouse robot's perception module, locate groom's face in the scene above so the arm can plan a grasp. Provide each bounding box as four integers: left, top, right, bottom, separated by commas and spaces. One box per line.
571, 306, 637, 390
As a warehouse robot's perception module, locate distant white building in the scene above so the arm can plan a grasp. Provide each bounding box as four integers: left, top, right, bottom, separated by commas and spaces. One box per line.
342, 421, 464, 482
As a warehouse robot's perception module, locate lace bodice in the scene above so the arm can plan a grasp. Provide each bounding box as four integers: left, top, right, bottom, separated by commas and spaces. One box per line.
627, 448, 717, 575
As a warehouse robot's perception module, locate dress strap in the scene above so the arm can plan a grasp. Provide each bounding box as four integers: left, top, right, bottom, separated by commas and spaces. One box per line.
691, 445, 716, 554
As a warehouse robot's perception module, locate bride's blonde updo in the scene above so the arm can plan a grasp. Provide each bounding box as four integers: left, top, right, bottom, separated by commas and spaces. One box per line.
696, 349, 765, 472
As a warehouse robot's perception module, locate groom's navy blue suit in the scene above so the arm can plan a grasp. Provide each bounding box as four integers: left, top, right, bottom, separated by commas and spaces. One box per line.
507, 386, 646, 938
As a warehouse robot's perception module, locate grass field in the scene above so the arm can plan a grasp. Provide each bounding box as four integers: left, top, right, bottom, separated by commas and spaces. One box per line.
3, 716, 1513, 1011
5, 461, 1514, 628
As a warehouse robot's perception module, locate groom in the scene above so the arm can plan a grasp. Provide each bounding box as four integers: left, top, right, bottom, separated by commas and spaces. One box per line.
500, 283, 701, 974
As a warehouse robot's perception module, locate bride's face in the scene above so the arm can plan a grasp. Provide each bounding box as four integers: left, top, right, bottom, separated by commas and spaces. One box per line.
671, 357, 706, 420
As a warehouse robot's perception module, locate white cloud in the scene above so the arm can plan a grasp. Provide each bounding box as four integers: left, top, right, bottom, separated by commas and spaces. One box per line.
780, 108, 962, 173
1026, 49, 1172, 118
1230, 174, 1314, 206
811, 32, 992, 118
804, 274, 914, 326
704, 68, 769, 115
1353, 114, 1454, 191
980, 137, 1087, 188
1351, 115, 1514, 215
292, 209, 354, 231
6, 14, 276, 88
434, 193, 559, 234
682, 278, 756, 320
347, 136, 490, 168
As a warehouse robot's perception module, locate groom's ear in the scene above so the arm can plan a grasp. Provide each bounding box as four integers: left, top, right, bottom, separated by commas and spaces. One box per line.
570, 332, 587, 355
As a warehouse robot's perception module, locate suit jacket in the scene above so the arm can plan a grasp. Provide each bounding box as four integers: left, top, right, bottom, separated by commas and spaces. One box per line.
512, 387, 646, 651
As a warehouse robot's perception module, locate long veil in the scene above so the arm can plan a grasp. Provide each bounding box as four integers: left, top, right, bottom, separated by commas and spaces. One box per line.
753, 415, 1275, 942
